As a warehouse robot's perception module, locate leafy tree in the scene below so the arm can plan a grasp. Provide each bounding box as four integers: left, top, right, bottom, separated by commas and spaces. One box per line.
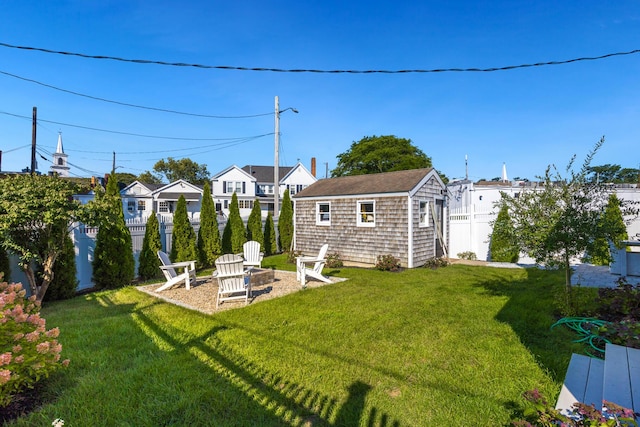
197, 182, 222, 267
0, 247, 11, 282
246, 199, 264, 249
500, 137, 634, 309
138, 213, 162, 280
489, 204, 520, 263
587, 193, 628, 266
0, 175, 86, 302
92, 172, 135, 289
586, 164, 640, 184
137, 170, 163, 184
151, 157, 210, 185
264, 212, 277, 256
170, 195, 197, 262
278, 189, 293, 253
43, 232, 78, 301
113, 172, 138, 187
332, 135, 432, 177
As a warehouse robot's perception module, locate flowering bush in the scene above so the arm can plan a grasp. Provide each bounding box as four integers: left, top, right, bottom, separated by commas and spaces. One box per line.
375, 255, 401, 272
0, 281, 70, 407
513, 389, 638, 426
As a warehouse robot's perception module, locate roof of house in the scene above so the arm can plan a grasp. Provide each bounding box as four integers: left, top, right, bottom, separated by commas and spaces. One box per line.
294, 168, 436, 198
242, 165, 293, 183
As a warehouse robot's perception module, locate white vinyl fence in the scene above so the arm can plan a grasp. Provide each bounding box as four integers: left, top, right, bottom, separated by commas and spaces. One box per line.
448, 206, 496, 261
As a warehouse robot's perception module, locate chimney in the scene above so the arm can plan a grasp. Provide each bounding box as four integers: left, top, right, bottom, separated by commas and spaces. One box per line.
311, 157, 316, 177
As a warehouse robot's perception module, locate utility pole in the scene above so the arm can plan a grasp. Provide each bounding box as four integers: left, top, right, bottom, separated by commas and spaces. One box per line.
31, 107, 37, 175
112, 151, 116, 172
274, 96, 280, 218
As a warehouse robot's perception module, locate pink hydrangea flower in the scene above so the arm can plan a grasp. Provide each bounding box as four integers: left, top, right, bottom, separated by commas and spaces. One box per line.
12, 345, 22, 353
0, 369, 11, 385
46, 327, 60, 338
0, 353, 12, 366
36, 342, 51, 354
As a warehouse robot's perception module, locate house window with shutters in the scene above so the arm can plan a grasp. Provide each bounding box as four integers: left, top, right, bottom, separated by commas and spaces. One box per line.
316, 202, 330, 226
357, 201, 375, 227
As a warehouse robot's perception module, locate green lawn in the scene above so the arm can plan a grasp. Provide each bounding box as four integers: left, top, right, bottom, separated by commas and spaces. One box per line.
8, 263, 585, 426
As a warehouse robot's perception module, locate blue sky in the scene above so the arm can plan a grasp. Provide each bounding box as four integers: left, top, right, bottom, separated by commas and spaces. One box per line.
0, 1, 638, 182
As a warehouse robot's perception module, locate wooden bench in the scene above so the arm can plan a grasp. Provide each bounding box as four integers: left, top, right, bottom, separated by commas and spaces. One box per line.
556, 343, 640, 419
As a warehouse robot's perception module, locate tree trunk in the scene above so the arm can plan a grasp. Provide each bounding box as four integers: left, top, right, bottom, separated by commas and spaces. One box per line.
564, 251, 572, 311
35, 252, 57, 303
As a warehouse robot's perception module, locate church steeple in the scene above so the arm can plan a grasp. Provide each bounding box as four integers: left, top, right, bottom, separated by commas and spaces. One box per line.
50, 132, 70, 177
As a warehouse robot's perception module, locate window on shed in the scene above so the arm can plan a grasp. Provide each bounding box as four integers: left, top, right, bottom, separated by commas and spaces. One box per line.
357, 201, 375, 227
316, 202, 330, 225
419, 200, 430, 227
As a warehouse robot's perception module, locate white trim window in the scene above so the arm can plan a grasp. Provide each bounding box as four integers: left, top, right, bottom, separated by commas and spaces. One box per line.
419, 200, 430, 227
159, 201, 169, 213
127, 200, 135, 212
137, 200, 146, 211
357, 200, 375, 227
316, 202, 331, 225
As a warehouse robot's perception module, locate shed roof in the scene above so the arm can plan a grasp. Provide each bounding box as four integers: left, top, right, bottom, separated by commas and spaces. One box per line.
294, 168, 435, 198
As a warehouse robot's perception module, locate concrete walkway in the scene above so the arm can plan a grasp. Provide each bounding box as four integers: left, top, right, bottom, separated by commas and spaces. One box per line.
570, 263, 640, 288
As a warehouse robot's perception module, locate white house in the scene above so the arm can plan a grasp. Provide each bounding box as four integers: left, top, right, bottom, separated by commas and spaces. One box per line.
211, 162, 317, 218
120, 179, 203, 221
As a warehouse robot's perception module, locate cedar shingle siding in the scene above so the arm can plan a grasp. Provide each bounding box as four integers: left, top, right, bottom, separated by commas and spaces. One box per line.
293, 168, 446, 268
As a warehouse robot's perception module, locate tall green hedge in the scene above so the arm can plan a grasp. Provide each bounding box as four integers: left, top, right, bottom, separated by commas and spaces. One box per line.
43, 232, 78, 301
489, 203, 520, 263
93, 174, 135, 289
264, 212, 277, 256
246, 199, 264, 249
278, 189, 293, 253
197, 182, 221, 267
588, 193, 628, 266
228, 192, 246, 254
138, 213, 162, 280
170, 195, 197, 262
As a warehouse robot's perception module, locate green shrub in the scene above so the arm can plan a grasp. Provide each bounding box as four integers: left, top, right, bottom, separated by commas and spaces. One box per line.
457, 251, 477, 261
424, 257, 450, 269
197, 182, 221, 267
326, 252, 344, 268
595, 281, 640, 321
92, 174, 135, 289
170, 195, 197, 262
587, 193, 628, 266
43, 232, 78, 301
490, 203, 520, 263
227, 192, 246, 254
286, 250, 302, 264
0, 248, 10, 283
375, 254, 401, 271
263, 212, 277, 256
0, 281, 70, 407
278, 190, 293, 253
138, 213, 162, 281
246, 199, 264, 250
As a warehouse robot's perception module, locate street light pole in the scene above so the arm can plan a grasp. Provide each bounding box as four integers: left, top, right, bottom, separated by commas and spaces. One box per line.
273, 96, 298, 219
274, 96, 280, 219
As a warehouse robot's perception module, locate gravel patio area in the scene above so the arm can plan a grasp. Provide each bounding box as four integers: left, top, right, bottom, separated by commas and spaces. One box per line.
137, 269, 343, 314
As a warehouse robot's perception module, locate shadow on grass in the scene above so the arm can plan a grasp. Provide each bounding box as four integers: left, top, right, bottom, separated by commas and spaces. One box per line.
472, 266, 578, 382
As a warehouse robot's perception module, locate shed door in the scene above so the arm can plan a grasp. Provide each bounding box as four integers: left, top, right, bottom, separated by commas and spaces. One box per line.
435, 199, 445, 257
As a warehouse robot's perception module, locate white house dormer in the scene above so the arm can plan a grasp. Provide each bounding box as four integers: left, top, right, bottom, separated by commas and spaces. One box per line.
50, 132, 70, 177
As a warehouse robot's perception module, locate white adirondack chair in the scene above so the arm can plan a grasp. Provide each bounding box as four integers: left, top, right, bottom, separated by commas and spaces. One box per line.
296, 243, 332, 287
215, 254, 251, 308
156, 251, 197, 292
237, 240, 264, 270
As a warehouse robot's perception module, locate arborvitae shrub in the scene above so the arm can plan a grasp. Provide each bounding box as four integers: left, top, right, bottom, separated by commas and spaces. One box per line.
489, 204, 520, 263
197, 182, 221, 267
588, 193, 628, 266
246, 199, 264, 249
278, 189, 293, 253
264, 212, 277, 256
138, 213, 162, 280
170, 195, 197, 262
228, 192, 246, 254
92, 174, 135, 289
43, 232, 78, 301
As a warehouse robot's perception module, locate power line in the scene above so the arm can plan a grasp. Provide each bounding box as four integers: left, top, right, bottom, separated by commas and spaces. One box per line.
0, 69, 272, 118
1, 110, 273, 141
2, 41, 639, 74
